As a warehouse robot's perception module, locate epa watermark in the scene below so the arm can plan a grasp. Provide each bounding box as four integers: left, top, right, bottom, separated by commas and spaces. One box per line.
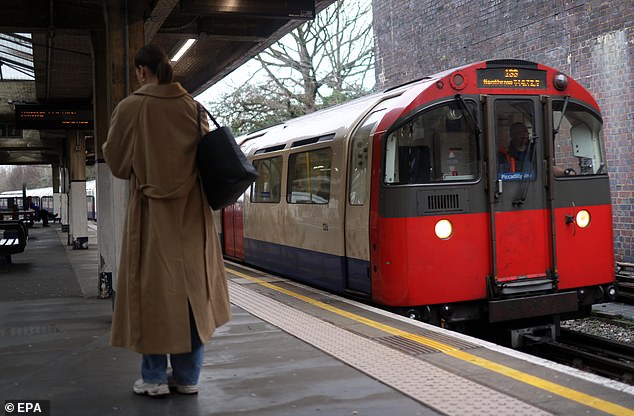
4, 401, 50, 416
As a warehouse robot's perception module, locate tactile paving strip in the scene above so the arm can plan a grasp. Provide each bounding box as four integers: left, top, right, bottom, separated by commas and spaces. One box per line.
229, 282, 551, 416
2, 324, 60, 336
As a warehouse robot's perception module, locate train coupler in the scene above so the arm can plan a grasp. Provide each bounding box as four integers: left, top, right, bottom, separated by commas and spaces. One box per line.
510, 324, 557, 348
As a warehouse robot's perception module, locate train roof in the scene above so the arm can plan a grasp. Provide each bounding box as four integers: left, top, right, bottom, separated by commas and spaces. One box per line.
238, 93, 385, 156
237, 77, 440, 157
239, 59, 600, 156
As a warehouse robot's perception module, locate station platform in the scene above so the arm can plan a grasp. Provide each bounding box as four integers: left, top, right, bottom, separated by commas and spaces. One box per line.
1, 224, 633, 416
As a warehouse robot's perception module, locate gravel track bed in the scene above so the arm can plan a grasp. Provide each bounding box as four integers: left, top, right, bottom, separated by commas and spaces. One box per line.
561, 314, 634, 344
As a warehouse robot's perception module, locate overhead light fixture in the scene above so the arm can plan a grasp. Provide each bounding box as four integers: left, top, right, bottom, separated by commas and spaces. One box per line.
170, 39, 196, 62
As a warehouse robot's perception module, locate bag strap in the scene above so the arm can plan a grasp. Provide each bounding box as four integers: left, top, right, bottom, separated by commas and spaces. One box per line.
196, 102, 221, 135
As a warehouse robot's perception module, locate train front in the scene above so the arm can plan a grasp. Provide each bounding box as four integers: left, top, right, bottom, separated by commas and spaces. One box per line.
370, 59, 616, 346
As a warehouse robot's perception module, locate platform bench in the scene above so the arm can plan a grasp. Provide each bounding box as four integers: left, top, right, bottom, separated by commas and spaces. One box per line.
0, 220, 28, 272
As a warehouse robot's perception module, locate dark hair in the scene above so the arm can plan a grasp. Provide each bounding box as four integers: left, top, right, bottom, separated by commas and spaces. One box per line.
134, 44, 174, 84
510, 122, 527, 137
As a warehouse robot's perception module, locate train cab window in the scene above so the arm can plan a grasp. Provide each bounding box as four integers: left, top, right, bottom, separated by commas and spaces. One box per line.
288, 148, 332, 204
384, 101, 478, 184
251, 156, 283, 203
495, 100, 537, 181
553, 101, 607, 176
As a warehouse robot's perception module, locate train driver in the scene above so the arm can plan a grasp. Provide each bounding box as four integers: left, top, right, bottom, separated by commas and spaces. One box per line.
498, 122, 534, 176
498, 123, 573, 177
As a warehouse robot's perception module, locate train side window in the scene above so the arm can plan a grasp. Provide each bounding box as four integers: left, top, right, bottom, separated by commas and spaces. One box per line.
384, 101, 478, 184
287, 148, 332, 204
349, 137, 368, 205
251, 156, 283, 203
553, 101, 607, 176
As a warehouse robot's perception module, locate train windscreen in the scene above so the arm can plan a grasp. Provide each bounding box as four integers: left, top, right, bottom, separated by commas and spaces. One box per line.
384, 101, 479, 184
552, 101, 606, 176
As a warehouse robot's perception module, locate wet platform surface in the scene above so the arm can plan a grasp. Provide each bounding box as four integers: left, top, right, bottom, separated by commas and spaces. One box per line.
1, 224, 633, 416
0, 225, 431, 415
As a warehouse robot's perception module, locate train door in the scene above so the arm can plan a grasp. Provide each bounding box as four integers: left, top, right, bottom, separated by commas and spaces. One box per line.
485, 97, 553, 290
344, 109, 385, 295
222, 197, 245, 260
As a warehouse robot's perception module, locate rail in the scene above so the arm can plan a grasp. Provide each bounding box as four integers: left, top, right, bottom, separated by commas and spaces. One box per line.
525, 328, 634, 385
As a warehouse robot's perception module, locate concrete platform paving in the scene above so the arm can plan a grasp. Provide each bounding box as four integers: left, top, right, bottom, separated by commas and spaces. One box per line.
592, 301, 634, 320
0, 224, 435, 416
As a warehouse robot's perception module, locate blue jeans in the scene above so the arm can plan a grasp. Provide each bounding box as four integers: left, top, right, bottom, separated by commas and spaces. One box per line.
141, 307, 204, 386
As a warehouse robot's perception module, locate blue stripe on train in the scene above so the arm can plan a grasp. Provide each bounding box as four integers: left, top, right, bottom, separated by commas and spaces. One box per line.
346, 256, 371, 294
243, 238, 371, 295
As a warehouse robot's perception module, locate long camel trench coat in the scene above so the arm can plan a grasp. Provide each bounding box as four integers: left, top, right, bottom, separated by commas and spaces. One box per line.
103, 82, 231, 354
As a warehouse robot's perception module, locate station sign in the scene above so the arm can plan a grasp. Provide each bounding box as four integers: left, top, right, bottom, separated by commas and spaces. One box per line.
476, 67, 547, 89
14, 104, 93, 130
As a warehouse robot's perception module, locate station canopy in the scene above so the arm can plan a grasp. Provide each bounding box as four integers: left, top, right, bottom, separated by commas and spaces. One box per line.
0, 0, 332, 165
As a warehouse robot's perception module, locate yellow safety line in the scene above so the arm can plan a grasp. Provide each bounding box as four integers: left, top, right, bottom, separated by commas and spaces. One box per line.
227, 267, 634, 416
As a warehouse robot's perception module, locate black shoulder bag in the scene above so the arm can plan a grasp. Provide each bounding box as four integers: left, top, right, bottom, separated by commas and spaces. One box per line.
196, 103, 258, 210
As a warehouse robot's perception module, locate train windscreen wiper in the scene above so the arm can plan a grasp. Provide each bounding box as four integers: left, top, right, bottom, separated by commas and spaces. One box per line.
513, 132, 538, 206
455, 94, 481, 136
553, 95, 570, 137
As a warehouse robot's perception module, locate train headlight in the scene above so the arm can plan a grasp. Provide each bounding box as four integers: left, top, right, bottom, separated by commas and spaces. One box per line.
575, 210, 590, 228
434, 219, 453, 239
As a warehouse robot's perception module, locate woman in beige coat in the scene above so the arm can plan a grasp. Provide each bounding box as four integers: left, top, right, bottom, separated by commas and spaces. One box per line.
103, 44, 231, 397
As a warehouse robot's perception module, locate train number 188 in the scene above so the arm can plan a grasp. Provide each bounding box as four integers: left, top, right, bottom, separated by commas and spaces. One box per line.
505, 69, 519, 78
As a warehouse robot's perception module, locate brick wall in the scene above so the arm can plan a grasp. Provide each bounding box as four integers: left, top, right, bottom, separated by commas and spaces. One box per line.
373, 0, 634, 262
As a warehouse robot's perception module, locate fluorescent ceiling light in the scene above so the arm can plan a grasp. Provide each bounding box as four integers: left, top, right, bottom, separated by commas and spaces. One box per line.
170, 39, 196, 62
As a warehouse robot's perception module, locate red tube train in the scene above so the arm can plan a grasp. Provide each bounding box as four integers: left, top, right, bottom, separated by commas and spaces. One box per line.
220, 59, 616, 346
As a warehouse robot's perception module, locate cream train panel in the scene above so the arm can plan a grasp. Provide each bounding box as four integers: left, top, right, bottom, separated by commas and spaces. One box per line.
244, 138, 346, 257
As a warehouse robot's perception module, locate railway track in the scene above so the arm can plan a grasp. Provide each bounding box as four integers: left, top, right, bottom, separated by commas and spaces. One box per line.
526, 328, 634, 384
616, 261, 634, 303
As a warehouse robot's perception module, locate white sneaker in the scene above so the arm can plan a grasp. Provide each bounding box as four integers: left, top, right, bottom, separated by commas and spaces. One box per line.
133, 379, 170, 397
174, 384, 198, 395
167, 371, 198, 394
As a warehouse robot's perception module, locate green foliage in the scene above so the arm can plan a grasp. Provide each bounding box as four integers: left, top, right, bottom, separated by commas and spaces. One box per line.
317, 86, 371, 110
206, 82, 307, 136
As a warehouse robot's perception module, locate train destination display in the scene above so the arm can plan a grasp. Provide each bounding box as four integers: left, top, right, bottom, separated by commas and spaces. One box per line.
476, 67, 547, 89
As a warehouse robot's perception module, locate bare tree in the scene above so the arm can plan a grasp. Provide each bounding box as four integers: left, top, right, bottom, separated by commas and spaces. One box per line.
256, 0, 373, 112
206, 0, 374, 135
0, 165, 51, 192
